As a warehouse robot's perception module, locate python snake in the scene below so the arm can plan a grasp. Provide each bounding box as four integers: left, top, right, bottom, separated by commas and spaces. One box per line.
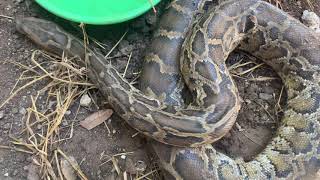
16, 0, 320, 179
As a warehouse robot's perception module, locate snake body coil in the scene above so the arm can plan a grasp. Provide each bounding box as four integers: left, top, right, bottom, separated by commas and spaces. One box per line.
16, 0, 320, 179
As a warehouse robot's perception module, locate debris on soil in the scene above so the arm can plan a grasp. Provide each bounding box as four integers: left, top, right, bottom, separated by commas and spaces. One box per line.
61, 156, 77, 180
302, 10, 320, 32
80, 109, 114, 130
80, 93, 92, 107
0, 0, 319, 179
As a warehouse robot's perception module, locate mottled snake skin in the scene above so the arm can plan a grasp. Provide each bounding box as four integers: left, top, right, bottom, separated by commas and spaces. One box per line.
16, 0, 320, 179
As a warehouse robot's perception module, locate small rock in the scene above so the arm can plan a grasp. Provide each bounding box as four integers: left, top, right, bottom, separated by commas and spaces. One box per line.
0, 111, 4, 119
62, 120, 68, 126
12, 107, 18, 114
3, 123, 10, 130
80, 94, 91, 107
12, 170, 18, 176
47, 101, 56, 110
65, 110, 71, 116
302, 10, 320, 33
259, 93, 273, 100
37, 124, 42, 130
19, 107, 26, 115
120, 155, 126, 159
4, 172, 9, 177
245, 99, 251, 104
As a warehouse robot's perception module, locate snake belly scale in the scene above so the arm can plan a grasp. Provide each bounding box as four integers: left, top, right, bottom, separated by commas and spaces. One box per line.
16, 0, 320, 179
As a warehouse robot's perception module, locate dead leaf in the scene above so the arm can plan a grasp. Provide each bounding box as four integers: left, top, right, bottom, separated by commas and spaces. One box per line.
80, 109, 113, 130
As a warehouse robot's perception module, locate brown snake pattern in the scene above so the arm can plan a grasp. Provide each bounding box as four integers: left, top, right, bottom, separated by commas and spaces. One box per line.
16, 0, 320, 179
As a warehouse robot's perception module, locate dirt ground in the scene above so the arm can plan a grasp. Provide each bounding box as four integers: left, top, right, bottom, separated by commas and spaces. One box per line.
0, 0, 319, 180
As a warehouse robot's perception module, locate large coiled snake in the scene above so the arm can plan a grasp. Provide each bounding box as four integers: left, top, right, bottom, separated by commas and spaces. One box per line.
16, 0, 320, 179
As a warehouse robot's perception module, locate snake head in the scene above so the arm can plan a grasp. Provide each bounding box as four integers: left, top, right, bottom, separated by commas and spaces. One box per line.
16, 17, 68, 54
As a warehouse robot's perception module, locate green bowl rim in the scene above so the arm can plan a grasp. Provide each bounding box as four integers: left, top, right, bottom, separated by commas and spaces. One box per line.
35, 0, 161, 25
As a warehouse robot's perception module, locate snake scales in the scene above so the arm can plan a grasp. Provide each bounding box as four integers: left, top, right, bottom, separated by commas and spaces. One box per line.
16, 0, 320, 179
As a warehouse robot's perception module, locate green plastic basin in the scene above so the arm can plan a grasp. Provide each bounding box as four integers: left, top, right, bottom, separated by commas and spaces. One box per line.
35, 0, 161, 25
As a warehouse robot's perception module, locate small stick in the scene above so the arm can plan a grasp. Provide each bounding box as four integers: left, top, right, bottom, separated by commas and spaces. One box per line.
54, 151, 64, 180
105, 30, 128, 58
136, 169, 158, 180
148, 0, 157, 14
0, 14, 13, 20
0, 145, 34, 154
123, 52, 133, 78
57, 148, 88, 180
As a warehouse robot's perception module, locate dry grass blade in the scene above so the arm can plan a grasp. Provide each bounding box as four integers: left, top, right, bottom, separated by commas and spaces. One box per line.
0, 14, 13, 20
100, 152, 134, 166
0, 74, 49, 109
267, 0, 283, 9
0, 145, 34, 154
135, 169, 158, 180
147, 0, 157, 13
235, 63, 264, 76
57, 148, 88, 180
123, 52, 133, 78
3, 48, 93, 179
306, 0, 314, 11
248, 77, 278, 81
105, 30, 128, 58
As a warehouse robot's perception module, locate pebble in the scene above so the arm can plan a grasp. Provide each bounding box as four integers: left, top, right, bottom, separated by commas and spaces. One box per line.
37, 124, 42, 130
3, 123, 10, 130
302, 10, 320, 33
19, 107, 26, 115
259, 93, 273, 100
12, 107, 18, 114
120, 155, 126, 159
0, 111, 4, 119
12, 170, 18, 176
245, 99, 252, 104
65, 110, 71, 116
23, 166, 29, 171
80, 94, 91, 107
47, 101, 56, 110
4, 172, 9, 177
62, 120, 68, 126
